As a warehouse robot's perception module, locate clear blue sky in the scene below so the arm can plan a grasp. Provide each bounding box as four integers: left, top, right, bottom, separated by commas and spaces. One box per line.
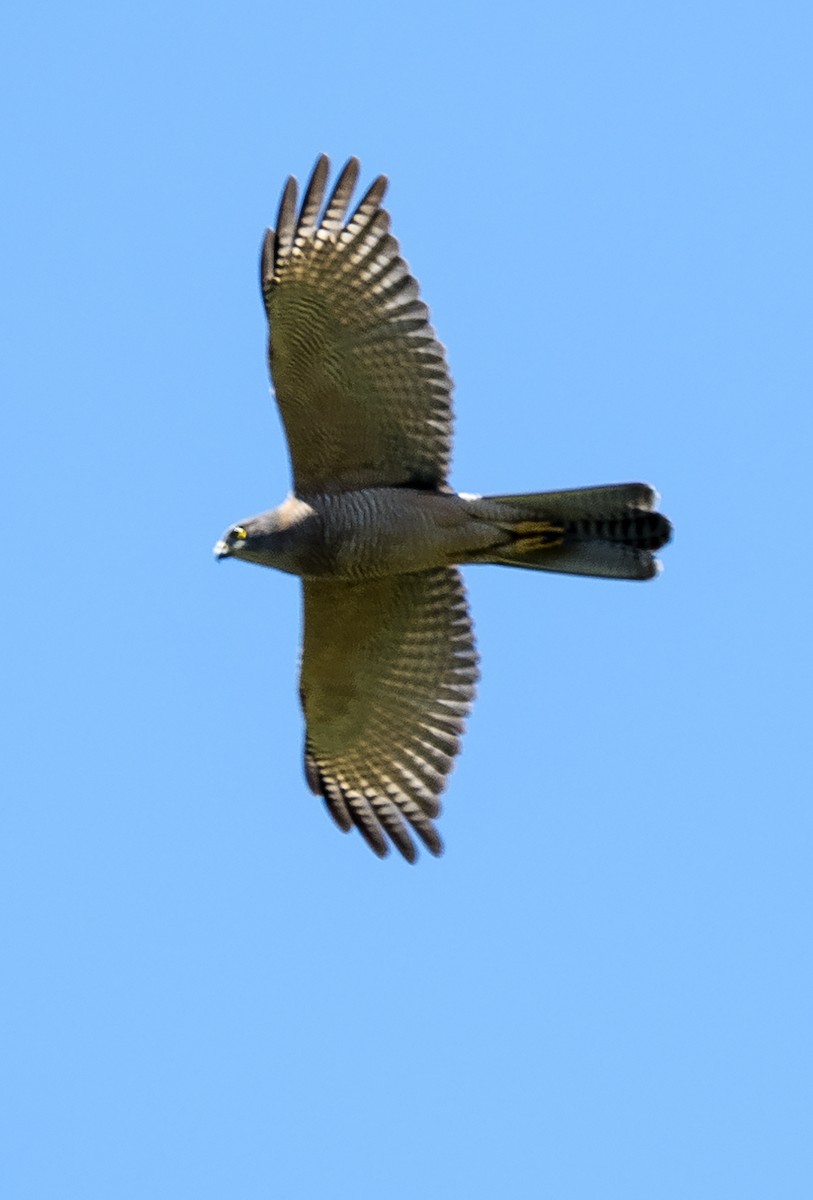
3, 2, 812, 1197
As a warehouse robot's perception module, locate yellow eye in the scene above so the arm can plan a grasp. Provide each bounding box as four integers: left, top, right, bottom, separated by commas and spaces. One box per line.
232, 526, 248, 540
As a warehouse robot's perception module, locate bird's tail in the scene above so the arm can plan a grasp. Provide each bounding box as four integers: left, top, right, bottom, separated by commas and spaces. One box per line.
467, 483, 672, 580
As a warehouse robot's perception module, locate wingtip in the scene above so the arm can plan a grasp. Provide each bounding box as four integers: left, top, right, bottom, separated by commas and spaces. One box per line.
275, 174, 298, 253
298, 155, 331, 232
260, 228, 275, 291
339, 153, 360, 174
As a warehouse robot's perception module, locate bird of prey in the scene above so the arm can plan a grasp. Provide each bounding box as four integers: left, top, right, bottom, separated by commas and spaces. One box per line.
215, 155, 671, 862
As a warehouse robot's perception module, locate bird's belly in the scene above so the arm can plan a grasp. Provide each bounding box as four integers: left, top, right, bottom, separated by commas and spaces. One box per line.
302, 488, 479, 580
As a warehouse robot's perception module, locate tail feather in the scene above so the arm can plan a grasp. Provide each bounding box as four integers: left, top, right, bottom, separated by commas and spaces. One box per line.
469, 483, 672, 581
489, 482, 660, 519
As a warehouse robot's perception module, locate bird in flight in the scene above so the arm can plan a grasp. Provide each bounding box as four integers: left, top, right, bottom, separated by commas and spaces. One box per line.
215, 156, 671, 862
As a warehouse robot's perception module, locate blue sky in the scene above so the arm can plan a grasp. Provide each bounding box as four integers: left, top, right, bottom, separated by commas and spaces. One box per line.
3, 1, 812, 1196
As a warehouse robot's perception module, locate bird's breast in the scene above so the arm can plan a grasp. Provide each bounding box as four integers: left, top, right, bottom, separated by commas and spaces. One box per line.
300, 488, 473, 580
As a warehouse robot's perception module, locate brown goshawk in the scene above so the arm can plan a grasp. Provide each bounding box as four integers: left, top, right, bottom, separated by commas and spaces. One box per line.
215, 156, 671, 862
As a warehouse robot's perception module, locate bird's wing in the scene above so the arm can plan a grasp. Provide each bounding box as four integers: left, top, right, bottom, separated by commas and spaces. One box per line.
300, 568, 478, 861
261, 155, 454, 494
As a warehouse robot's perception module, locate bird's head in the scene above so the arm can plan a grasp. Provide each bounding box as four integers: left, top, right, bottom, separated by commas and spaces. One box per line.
213, 499, 316, 571
213, 511, 283, 564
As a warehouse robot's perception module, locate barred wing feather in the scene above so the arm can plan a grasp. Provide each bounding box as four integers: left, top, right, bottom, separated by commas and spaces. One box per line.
300, 568, 478, 861
262, 155, 454, 494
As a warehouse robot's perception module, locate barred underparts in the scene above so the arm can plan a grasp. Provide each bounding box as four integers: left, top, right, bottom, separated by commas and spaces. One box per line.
215, 156, 672, 862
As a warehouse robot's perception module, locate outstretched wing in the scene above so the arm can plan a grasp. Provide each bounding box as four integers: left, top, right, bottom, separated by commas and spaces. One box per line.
300, 568, 478, 861
261, 155, 454, 494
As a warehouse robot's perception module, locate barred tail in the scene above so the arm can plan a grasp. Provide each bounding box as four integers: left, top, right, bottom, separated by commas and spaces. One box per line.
471, 483, 672, 580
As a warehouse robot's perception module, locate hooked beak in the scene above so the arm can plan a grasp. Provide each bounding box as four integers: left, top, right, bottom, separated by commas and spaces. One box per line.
213, 539, 230, 559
